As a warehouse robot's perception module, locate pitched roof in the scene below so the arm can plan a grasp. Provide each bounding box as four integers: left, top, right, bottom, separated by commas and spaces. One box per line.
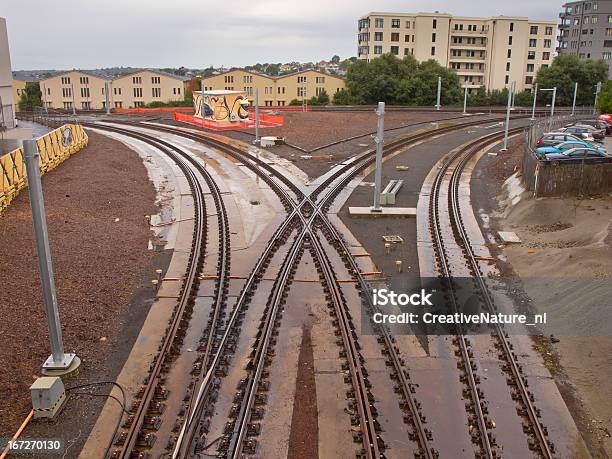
112, 68, 191, 81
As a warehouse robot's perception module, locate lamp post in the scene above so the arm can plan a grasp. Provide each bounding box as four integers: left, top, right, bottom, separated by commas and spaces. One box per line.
540, 87, 557, 131
593, 81, 602, 115
571, 82, 578, 117
501, 84, 512, 151
530, 83, 538, 121
435, 76, 441, 111
371, 102, 385, 212
71, 83, 76, 116
462, 85, 468, 115
23, 139, 79, 373
254, 88, 260, 145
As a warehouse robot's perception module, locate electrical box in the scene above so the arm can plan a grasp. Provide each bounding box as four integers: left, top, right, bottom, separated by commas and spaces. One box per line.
30, 376, 66, 419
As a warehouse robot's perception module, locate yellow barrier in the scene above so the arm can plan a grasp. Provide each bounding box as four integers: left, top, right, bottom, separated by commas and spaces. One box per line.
0, 124, 88, 215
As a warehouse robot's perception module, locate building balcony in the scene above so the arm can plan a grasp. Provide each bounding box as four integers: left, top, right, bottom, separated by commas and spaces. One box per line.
450, 42, 487, 49
456, 69, 486, 76
450, 30, 488, 37
449, 55, 487, 62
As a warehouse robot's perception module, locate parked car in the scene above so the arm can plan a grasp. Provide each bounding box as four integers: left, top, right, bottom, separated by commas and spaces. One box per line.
536, 132, 586, 147
535, 140, 607, 158
599, 114, 612, 124
558, 125, 604, 142
569, 119, 612, 135
543, 147, 610, 162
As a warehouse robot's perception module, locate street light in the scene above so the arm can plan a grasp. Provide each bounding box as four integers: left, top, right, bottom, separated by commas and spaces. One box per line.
530, 83, 538, 121
571, 82, 578, 117
501, 84, 512, 151
593, 81, 602, 115
540, 87, 557, 131
462, 85, 468, 115
435, 76, 441, 111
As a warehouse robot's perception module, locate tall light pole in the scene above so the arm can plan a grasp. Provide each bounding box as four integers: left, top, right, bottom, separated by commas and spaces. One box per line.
571, 81, 578, 116
371, 102, 385, 212
462, 85, 468, 115
200, 79, 206, 119
104, 81, 111, 115
41, 83, 48, 114
510, 80, 516, 110
70, 83, 76, 116
540, 87, 557, 131
530, 83, 538, 121
23, 139, 79, 373
435, 76, 441, 111
501, 84, 512, 151
593, 81, 602, 115
254, 88, 260, 145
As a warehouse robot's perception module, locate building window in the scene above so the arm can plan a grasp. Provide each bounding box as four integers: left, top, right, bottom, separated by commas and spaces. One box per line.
433, 19, 437, 29
432, 32, 436, 42
133, 87, 143, 98
525, 76, 534, 84
509, 22, 514, 32
603, 52, 612, 60
506, 62, 510, 71
507, 49, 512, 58
134, 101, 145, 108
374, 32, 383, 41
391, 32, 399, 41
80, 87, 90, 98
391, 18, 400, 28
604, 40, 612, 47
505, 75, 509, 84
375, 18, 384, 27
529, 39, 537, 47
132, 76, 142, 84
530, 26, 538, 34
152, 76, 160, 84
61, 77, 71, 85
431, 46, 436, 56
508, 36, 513, 45
374, 45, 382, 54
404, 48, 410, 55
544, 39, 552, 48
592, 16, 598, 23
390, 46, 399, 55
543, 52, 550, 60
527, 63, 534, 72
545, 26, 553, 35
152, 87, 161, 97
528, 51, 536, 59
405, 34, 410, 42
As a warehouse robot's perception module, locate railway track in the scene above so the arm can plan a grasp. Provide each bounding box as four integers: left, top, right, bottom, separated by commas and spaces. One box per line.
428, 127, 555, 458
83, 124, 232, 458
87, 115, 545, 458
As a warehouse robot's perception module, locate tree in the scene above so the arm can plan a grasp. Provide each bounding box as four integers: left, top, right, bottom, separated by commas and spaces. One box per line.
343, 53, 462, 105
597, 80, 612, 113
18, 82, 42, 111
332, 88, 353, 105
331, 55, 340, 64
535, 54, 608, 106
317, 89, 330, 105
288, 98, 301, 106
468, 87, 489, 106
514, 90, 533, 107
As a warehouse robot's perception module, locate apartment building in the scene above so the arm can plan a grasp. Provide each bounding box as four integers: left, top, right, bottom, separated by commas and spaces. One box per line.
0, 17, 15, 129
558, 1, 612, 75
357, 12, 556, 92
12, 78, 26, 111
39, 69, 189, 110
202, 69, 345, 106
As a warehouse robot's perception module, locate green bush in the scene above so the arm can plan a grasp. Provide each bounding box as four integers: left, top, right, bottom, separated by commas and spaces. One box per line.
317, 89, 330, 105
18, 82, 42, 111
288, 98, 301, 106
597, 80, 612, 113
332, 88, 354, 105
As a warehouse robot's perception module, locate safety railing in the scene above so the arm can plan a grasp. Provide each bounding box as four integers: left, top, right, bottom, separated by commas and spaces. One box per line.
0, 123, 88, 215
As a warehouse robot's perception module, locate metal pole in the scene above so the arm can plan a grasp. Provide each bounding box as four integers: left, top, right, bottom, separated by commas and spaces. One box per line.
593, 81, 601, 115
41, 83, 48, 114
531, 83, 538, 121
105, 81, 111, 115
71, 83, 76, 116
550, 87, 556, 131
463, 86, 468, 114
254, 88, 260, 145
23, 140, 76, 371
510, 81, 516, 110
371, 102, 385, 212
501, 85, 512, 151
200, 79, 205, 118
435, 76, 441, 110
571, 82, 578, 116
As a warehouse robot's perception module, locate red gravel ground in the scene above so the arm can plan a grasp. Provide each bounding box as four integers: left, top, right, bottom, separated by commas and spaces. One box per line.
287, 325, 318, 459
238, 111, 462, 151
0, 130, 158, 438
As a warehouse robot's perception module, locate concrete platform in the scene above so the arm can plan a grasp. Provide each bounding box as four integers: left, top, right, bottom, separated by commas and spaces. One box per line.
348, 206, 416, 216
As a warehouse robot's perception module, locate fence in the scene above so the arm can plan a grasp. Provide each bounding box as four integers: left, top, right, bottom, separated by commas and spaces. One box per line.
0, 123, 88, 215
521, 116, 612, 197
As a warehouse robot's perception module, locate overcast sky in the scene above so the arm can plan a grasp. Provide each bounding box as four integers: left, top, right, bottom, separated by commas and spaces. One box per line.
4, 0, 561, 70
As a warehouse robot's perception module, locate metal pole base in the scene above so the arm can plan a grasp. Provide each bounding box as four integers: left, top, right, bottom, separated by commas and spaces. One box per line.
43, 352, 77, 370
530, 118, 536, 121
369, 206, 383, 213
